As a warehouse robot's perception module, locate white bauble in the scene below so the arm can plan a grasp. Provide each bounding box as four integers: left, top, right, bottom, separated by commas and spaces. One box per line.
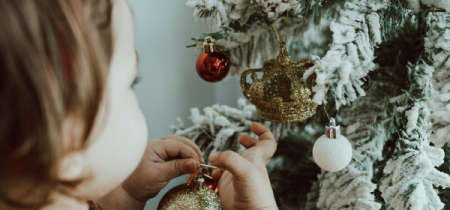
313, 134, 353, 172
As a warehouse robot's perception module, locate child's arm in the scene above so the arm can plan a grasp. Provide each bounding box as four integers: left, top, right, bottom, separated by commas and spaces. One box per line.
210, 122, 278, 210
96, 136, 203, 210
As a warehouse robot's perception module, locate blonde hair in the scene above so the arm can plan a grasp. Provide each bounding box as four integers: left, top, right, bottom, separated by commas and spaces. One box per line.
0, 0, 113, 208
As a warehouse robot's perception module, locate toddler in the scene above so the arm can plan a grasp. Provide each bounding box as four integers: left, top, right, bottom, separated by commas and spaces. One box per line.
0, 0, 278, 209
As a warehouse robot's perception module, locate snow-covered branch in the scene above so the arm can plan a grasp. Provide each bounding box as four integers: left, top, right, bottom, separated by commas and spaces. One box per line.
186, 0, 303, 27
309, 85, 392, 210
380, 62, 450, 210
303, 0, 387, 108
425, 11, 450, 147
173, 98, 297, 162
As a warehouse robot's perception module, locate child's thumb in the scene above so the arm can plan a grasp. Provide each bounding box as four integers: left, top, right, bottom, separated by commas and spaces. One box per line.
209, 151, 253, 181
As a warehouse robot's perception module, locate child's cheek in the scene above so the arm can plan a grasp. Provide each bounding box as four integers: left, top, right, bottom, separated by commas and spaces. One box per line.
78, 90, 147, 199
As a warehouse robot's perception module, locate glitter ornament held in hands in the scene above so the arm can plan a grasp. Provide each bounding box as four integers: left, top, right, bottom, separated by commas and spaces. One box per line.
240, 42, 317, 123
196, 37, 230, 83
157, 174, 223, 210
313, 118, 353, 172
186, 170, 218, 194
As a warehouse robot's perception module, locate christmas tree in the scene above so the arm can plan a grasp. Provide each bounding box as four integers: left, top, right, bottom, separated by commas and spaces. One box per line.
173, 0, 450, 209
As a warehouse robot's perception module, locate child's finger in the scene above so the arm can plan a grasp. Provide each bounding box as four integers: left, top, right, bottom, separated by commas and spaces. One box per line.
209, 151, 254, 182
162, 135, 204, 163
153, 140, 200, 162
211, 168, 222, 180
250, 122, 277, 163
250, 122, 275, 141
156, 158, 198, 181
239, 134, 258, 149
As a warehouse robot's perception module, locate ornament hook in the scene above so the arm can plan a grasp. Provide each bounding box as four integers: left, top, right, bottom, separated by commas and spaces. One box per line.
191, 174, 206, 189
330, 118, 336, 127
196, 163, 223, 182
197, 163, 223, 171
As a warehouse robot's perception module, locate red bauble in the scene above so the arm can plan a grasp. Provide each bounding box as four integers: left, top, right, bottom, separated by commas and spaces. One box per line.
196, 50, 230, 83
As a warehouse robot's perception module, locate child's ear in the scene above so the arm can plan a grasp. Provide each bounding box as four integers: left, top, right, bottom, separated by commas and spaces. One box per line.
58, 152, 86, 181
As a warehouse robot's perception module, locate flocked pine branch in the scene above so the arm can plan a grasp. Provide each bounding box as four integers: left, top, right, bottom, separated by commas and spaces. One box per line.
213, 17, 309, 77
186, 0, 303, 28
269, 124, 322, 209
307, 15, 437, 209
306, 173, 322, 210
172, 98, 298, 162
302, 0, 388, 108
190, 16, 333, 77
424, 11, 450, 148
405, 0, 450, 13
379, 62, 450, 210
293, 37, 414, 207
179, 1, 450, 209
437, 145, 450, 206
421, 0, 450, 12
308, 86, 394, 210
186, 0, 413, 107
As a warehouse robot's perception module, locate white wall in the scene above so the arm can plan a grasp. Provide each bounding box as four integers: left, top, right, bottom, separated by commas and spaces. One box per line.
127, 1, 243, 209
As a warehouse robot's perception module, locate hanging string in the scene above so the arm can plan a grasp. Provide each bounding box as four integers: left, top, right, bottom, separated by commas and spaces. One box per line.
273, 19, 281, 44
323, 105, 340, 120
273, 11, 290, 44
204, 17, 213, 34
285, 10, 289, 43
204, 18, 209, 34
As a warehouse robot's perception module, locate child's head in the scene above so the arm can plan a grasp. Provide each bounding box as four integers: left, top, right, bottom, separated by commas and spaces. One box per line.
0, 0, 147, 208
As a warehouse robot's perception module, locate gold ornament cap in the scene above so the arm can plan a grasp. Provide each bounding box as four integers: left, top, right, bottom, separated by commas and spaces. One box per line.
191, 174, 205, 189
203, 36, 216, 53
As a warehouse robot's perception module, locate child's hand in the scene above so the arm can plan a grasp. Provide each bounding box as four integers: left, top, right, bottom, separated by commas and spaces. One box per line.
97, 136, 203, 209
210, 122, 278, 210
122, 136, 203, 200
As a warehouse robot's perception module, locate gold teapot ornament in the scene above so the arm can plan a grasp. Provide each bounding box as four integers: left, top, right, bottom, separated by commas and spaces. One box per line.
240, 42, 317, 123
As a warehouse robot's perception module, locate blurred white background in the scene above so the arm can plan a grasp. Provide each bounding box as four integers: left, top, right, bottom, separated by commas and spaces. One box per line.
127, 1, 243, 209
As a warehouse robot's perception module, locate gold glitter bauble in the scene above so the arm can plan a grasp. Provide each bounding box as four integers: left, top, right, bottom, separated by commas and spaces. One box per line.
240, 42, 317, 123
157, 175, 223, 210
